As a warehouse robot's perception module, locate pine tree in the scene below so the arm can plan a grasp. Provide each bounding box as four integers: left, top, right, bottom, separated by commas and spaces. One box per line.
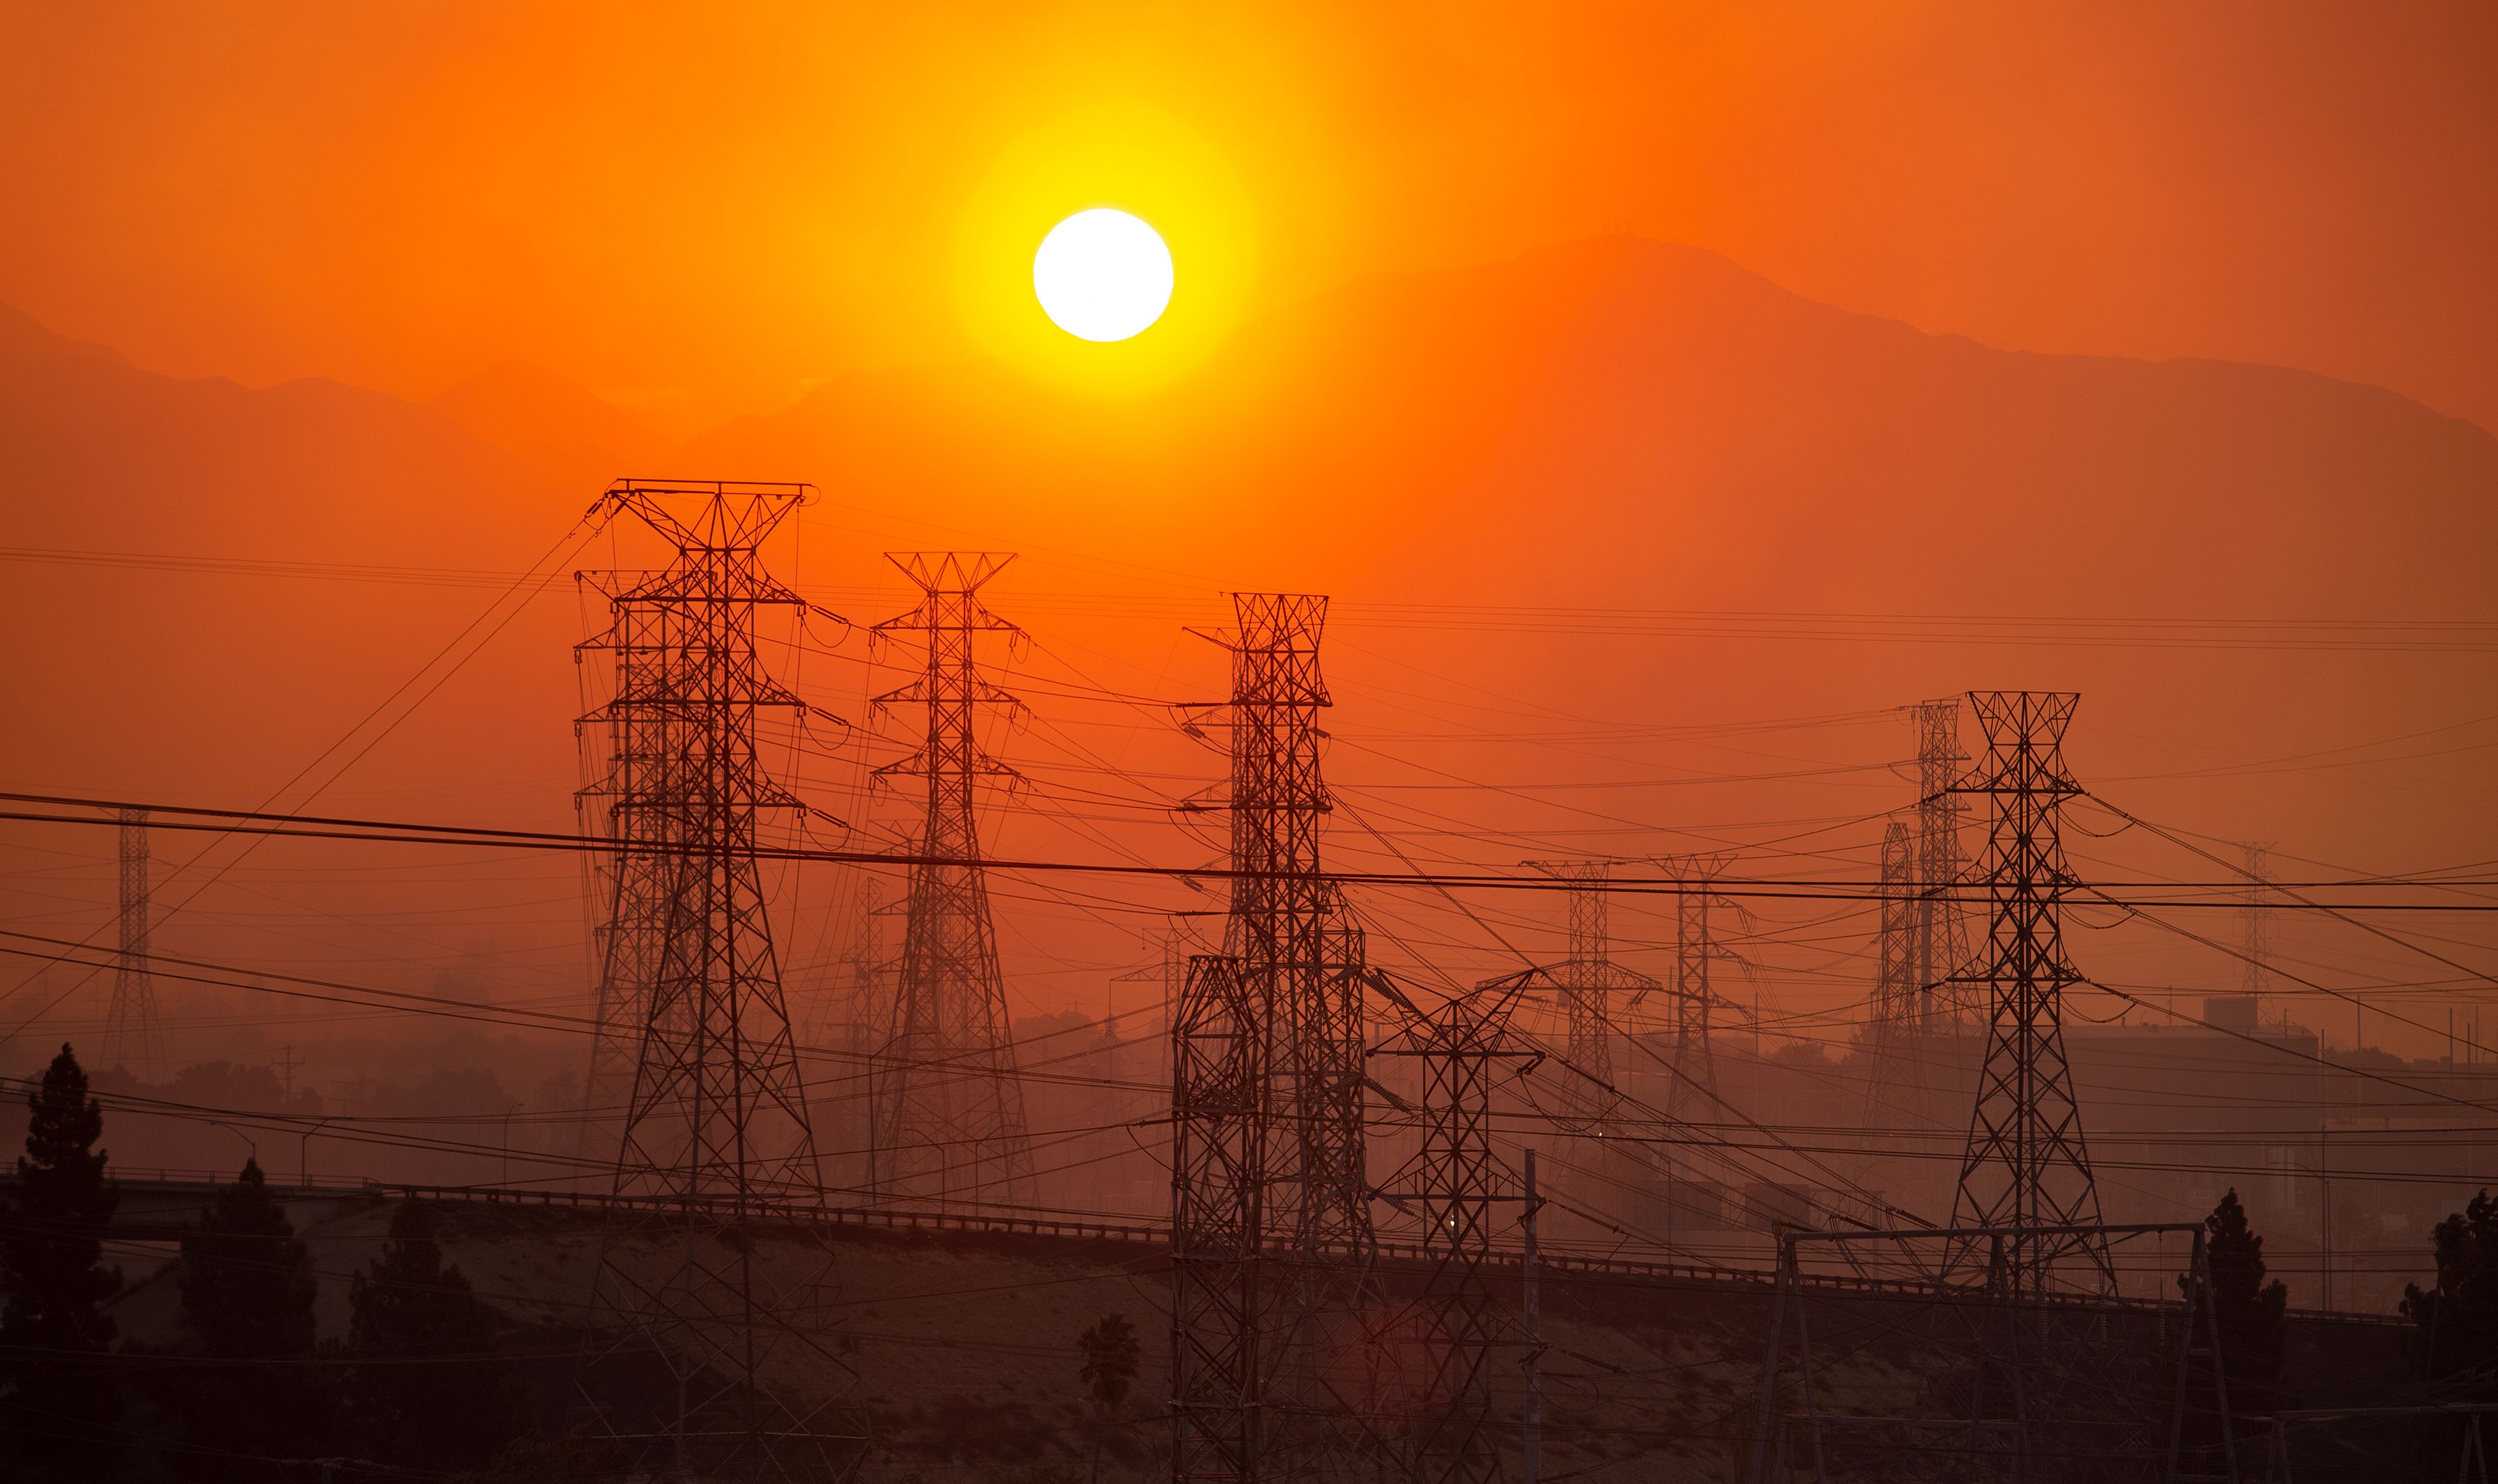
2403, 1188, 2498, 1384
162, 1157, 324, 1480
2200, 1187, 2289, 1406
0, 1044, 123, 1481
341, 1198, 525, 1471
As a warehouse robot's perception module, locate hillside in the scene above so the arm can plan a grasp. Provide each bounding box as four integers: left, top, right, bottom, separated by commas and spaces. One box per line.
88, 1189, 2420, 1482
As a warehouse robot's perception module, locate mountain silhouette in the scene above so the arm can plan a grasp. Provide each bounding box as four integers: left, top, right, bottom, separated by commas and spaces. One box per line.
3, 236, 2492, 886
0, 302, 583, 815
690, 236, 2498, 623
430, 362, 674, 492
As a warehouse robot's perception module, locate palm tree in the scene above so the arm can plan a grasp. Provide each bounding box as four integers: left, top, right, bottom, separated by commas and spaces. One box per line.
1077, 1311, 1142, 1483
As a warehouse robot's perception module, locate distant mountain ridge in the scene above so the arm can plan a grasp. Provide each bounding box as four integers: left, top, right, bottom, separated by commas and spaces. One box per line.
2, 235, 2492, 834
429, 361, 674, 491
681, 235, 2496, 620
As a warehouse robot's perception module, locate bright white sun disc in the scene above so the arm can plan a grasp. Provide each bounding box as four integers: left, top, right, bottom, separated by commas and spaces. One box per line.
1034, 208, 1173, 341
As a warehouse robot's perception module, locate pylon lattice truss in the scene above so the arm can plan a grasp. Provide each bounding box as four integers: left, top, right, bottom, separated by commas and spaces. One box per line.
1524, 860, 1656, 1122
1378, 970, 1538, 1484
1221, 594, 1371, 1264
1861, 819, 1922, 1122
1168, 592, 1381, 1483
574, 577, 681, 1164
103, 806, 166, 1082
1170, 951, 1267, 1484
574, 480, 852, 1479
1913, 697, 1972, 1025
1947, 690, 2114, 1296
871, 551, 1034, 1207
2240, 841, 2272, 1005
1660, 852, 1738, 1117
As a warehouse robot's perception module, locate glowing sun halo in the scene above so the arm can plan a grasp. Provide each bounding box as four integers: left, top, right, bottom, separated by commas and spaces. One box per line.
1033, 208, 1173, 341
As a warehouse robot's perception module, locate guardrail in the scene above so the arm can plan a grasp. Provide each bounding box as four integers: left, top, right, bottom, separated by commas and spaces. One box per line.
36, 1172, 2408, 1324
96, 1166, 386, 1192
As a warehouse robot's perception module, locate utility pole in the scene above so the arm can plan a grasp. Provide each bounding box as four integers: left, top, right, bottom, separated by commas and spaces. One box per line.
1947, 691, 2114, 1296
572, 480, 853, 1478
103, 807, 166, 1081
871, 551, 1035, 1207
1522, 1147, 1543, 1484
2320, 1124, 2332, 1310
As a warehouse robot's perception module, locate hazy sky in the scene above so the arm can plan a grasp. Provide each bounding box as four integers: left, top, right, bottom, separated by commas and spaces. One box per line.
3, 2, 2493, 435
5, 1, 2497, 1101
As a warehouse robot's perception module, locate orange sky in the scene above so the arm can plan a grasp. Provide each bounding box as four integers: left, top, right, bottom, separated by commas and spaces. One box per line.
3, 2, 2494, 436
6, 1, 2498, 1122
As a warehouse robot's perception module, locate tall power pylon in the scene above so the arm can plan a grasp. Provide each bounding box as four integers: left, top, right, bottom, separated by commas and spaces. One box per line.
1170, 592, 1379, 1483
1659, 853, 1735, 1116
1171, 951, 1268, 1484
573, 576, 680, 1167
1912, 697, 1971, 1024
1947, 690, 2113, 1296
103, 807, 166, 1081
1117, 922, 1206, 1116
2240, 842, 2273, 1009
1525, 860, 1657, 1118
1378, 970, 1537, 1484
1861, 820, 1921, 1123
869, 552, 1034, 1207
1222, 593, 1371, 1267
574, 481, 850, 1478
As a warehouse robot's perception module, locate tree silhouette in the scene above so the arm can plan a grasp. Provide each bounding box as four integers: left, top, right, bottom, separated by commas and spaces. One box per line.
2193, 1187, 2288, 1409
162, 1157, 324, 1480
2403, 1188, 2498, 1385
0, 1044, 122, 1481
2178, 1189, 2288, 1459
341, 1198, 525, 1471
1075, 1311, 1141, 1483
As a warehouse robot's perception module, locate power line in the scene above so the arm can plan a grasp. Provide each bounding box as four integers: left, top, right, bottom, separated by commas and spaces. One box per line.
5, 791, 2491, 907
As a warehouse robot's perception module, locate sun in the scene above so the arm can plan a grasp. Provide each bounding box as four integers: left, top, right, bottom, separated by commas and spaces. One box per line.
1033, 208, 1174, 342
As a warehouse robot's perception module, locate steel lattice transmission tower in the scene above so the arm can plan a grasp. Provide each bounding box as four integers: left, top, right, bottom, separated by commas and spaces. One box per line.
1660, 853, 1734, 1116
1525, 860, 1656, 1120
1912, 697, 1972, 1024
869, 551, 1035, 1207
1169, 592, 1380, 1484
1171, 951, 1268, 1484
574, 576, 683, 1167
2240, 842, 2272, 1007
1222, 593, 1371, 1268
574, 481, 853, 1479
1378, 970, 1537, 1484
103, 807, 166, 1081
1947, 690, 2114, 1295
1860, 821, 1921, 1123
